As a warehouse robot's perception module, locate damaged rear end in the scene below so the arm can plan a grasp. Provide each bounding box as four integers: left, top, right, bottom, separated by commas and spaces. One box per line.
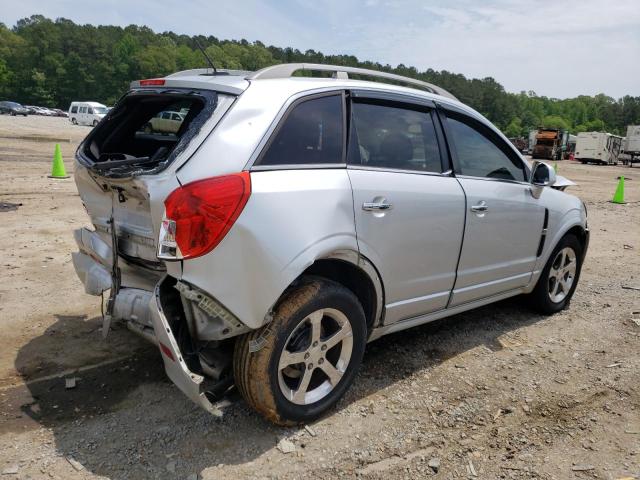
72, 76, 247, 412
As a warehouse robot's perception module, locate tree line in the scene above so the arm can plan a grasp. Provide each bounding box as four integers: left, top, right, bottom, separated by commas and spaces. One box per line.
1, 15, 639, 136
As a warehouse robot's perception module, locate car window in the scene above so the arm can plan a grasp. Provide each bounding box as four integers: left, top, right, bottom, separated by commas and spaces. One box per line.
161, 112, 170, 119
171, 113, 181, 121
259, 95, 343, 166
446, 114, 525, 182
88, 108, 94, 114
348, 101, 442, 172
70, 106, 78, 113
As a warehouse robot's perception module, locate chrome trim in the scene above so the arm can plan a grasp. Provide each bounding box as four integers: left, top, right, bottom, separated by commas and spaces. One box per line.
362, 202, 392, 211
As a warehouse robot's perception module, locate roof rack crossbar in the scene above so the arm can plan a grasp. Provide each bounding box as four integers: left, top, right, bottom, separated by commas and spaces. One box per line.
247, 63, 457, 101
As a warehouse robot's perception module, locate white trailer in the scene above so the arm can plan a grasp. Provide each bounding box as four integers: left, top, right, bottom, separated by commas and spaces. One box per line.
575, 132, 622, 165
623, 125, 640, 166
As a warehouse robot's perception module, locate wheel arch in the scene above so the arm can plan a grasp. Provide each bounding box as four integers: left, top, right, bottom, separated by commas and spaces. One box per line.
289, 250, 384, 334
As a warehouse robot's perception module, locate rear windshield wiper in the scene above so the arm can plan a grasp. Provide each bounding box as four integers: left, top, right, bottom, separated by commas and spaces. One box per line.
90, 147, 171, 174
91, 155, 155, 171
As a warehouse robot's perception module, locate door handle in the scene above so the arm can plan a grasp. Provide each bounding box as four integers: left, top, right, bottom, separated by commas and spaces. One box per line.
470, 202, 488, 213
363, 202, 393, 211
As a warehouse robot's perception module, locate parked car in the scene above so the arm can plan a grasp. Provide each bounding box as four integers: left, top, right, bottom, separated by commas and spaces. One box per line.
68, 101, 108, 126
51, 108, 69, 118
72, 64, 589, 425
0, 101, 29, 116
143, 110, 185, 134
25, 105, 55, 116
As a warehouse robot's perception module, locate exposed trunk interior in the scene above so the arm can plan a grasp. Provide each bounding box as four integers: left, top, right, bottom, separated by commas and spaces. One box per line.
78, 88, 217, 177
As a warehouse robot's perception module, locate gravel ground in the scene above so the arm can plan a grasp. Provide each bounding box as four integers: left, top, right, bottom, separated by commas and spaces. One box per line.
0, 115, 638, 480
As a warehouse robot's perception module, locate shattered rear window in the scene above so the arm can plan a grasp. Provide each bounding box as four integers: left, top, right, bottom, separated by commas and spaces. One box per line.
78, 89, 219, 177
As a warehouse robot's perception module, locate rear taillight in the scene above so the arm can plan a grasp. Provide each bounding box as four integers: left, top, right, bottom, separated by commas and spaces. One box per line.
158, 172, 251, 260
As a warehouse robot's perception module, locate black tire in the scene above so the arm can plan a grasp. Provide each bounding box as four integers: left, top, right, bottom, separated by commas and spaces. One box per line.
234, 276, 366, 425
10, 111, 16, 116
71, 118, 77, 125
528, 234, 583, 314
92, 120, 98, 127
143, 124, 153, 134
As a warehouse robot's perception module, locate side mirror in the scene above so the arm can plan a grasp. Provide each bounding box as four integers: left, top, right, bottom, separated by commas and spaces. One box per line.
530, 161, 556, 198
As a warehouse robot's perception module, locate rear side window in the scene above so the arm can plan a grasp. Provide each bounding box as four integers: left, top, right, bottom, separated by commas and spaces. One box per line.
259, 95, 344, 166
446, 114, 526, 182
348, 101, 442, 173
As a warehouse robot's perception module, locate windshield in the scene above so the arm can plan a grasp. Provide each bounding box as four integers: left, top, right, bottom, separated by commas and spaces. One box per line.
93, 107, 108, 114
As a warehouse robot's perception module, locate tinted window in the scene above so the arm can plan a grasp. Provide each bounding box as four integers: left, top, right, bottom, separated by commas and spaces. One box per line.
348, 102, 442, 172
259, 95, 343, 165
88, 108, 94, 114
70, 106, 78, 113
446, 115, 525, 181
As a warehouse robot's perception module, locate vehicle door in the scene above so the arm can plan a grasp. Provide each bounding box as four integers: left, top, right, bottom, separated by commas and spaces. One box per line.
439, 105, 546, 306
79, 106, 87, 124
347, 92, 466, 324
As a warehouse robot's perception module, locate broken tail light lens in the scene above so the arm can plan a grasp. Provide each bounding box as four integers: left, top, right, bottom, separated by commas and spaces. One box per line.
158, 172, 251, 260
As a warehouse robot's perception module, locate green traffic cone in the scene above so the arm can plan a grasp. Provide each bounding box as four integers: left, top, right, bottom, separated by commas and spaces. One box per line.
611, 176, 625, 204
48, 143, 69, 179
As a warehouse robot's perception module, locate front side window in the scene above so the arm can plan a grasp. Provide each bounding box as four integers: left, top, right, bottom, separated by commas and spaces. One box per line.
259, 95, 343, 166
446, 114, 526, 182
348, 101, 442, 172
70, 106, 78, 113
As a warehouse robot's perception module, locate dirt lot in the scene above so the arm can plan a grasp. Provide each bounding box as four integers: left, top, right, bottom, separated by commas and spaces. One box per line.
0, 115, 638, 480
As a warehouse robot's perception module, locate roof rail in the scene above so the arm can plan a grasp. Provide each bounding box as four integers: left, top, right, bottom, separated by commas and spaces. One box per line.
247, 63, 458, 101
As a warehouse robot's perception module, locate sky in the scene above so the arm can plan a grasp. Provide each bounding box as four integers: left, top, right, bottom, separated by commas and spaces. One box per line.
2, 0, 639, 99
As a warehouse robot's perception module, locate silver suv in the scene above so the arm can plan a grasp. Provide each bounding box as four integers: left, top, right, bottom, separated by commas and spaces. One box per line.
72, 63, 589, 425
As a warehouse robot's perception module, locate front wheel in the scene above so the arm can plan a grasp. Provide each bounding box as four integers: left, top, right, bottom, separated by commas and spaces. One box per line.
234, 277, 366, 425
529, 234, 583, 314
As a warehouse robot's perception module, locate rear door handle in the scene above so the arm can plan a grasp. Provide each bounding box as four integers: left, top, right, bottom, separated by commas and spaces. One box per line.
470, 202, 488, 213
363, 202, 393, 211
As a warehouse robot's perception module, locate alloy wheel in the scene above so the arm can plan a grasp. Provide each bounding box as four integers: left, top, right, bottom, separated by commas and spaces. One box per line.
278, 308, 353, 405
548, 247, 577, 303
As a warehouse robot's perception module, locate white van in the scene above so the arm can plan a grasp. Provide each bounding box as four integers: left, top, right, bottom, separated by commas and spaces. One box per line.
68, 101, 108, 126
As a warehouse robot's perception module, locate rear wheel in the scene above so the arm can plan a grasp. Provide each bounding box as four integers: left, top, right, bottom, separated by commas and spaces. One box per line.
234, 277, 366, 425
529, 234, 583, 314
71, 118, 77, 125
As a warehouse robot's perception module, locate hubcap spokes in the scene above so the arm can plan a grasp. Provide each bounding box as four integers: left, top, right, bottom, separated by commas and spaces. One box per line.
548, 247, 577, 303
278, 308, 353, 405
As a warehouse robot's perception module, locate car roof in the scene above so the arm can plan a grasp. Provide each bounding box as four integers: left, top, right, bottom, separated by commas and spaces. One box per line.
128, 64, 508, 145
131, 64, 456, 101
